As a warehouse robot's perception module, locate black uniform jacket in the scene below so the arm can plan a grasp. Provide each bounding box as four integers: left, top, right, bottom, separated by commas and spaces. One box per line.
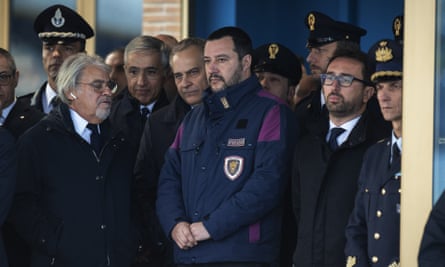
345, 138, 401, 266
291, 110, 390, 267
9, 103, 141, 267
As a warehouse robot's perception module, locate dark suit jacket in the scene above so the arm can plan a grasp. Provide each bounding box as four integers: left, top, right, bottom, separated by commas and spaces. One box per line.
3, 96, 45, 139
133, 95, 190, 266
109, 88, 170, 152
0, 128, 17, 267
2, 95, 44, 267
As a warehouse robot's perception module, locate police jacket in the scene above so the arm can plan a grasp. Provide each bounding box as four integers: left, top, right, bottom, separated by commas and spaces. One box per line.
291, 110, 389, 267
157, 75, 296, 264
9, 103, 140, 267
345, 138, 401, 267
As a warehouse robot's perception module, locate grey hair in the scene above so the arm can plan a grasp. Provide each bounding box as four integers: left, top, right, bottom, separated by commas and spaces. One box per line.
169, 37, 205, 66
56, 53, 110, 104
0, 48, 17, 73
124, 35, 170, 75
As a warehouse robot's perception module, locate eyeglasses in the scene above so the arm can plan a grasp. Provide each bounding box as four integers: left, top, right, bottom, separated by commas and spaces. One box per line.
77, 80, 117, 93
320, 73, 373, 87
0, 72, 14, 86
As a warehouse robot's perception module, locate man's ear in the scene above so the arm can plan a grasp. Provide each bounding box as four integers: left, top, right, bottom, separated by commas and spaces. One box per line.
242, 54, 252, 72
363, 85, 375, 103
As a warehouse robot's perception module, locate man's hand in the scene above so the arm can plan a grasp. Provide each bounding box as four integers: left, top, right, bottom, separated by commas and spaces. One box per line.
190, 222, 211, 241
171, 222, 197, 250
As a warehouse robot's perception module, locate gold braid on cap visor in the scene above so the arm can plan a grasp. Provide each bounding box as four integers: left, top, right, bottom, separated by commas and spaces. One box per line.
371, 71, 402, 82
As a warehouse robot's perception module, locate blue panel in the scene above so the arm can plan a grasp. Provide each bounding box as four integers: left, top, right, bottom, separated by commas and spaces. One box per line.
192, 0, 235, 39
191, 0, 403, 73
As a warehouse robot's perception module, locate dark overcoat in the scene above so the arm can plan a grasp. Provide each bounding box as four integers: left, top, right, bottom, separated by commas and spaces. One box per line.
291, 110, 389, 267
0, 128, 16, 267
9, 103, 141, 267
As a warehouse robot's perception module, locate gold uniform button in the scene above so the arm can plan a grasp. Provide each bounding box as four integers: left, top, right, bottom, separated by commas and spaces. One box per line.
381, 188, 386, 195
374, 232, 381, 240
376, 210, 383, 217
398, 188, 402, 193
372, 256, 379, 263
365, 188, 369, 193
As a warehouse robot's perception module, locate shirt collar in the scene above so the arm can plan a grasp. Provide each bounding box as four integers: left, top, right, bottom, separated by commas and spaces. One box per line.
140, 101, 156, 113
1, 98, 17, 121
327, 115, 361, 145
392, 131, 402, 153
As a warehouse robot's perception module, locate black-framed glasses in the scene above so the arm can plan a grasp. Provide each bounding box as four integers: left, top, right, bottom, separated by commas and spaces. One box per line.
320, 73, 373, 87
0, 72, 14, 86
77, 80, 117, 93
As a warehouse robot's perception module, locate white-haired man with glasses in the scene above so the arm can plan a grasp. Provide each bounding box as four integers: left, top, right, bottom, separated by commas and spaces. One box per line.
291, 48, 390, 267
9, 53, 141, 267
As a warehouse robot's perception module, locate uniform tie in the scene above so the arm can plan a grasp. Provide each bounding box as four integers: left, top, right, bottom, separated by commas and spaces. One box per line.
87, 123, 102, 155
328, 127, 345, 151
392, 143, 401, 167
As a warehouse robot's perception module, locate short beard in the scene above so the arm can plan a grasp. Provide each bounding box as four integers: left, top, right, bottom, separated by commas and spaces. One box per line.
96, 107, 110, 121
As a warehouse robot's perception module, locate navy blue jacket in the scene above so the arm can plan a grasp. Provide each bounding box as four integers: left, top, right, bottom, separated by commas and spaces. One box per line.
345, 138, 401, 266
0, 128, 17, 267
418, 185, 445, 266
9, 103, 140, 267
157, 76, 297, 264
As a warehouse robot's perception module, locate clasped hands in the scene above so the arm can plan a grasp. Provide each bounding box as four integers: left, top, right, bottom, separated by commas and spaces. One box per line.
171, 221, 210, 250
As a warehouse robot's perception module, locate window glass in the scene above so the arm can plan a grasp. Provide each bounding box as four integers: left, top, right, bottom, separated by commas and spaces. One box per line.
433, 0, 445, 202
96, 0, 142, 58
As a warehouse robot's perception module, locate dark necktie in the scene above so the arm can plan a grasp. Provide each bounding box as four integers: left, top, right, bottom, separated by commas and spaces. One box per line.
141, 107, 150, 119
392, 143, 401, 167
328, 127, 345, 151
87, 123, 102, 155
141, 107, 150, 124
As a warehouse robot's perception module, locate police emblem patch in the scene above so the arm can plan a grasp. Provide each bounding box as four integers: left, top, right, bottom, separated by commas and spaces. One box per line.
224, 156, 244, 180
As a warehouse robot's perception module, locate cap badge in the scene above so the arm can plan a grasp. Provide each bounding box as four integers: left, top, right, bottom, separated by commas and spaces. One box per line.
308, 13, 316, 31
394, 17, 402, 37
51, 8, 65, 28
268, 43, 279, 59
375, 41, 393, 62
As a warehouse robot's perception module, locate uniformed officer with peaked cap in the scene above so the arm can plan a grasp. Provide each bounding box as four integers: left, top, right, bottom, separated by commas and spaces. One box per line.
305, 11, 367, 48
294, 10, 373, 137
253, 42, 302, 86
345, 39, 403, 267
34, 4, 94, 44
253, 42, 303, 107
27, 4, 94, 114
